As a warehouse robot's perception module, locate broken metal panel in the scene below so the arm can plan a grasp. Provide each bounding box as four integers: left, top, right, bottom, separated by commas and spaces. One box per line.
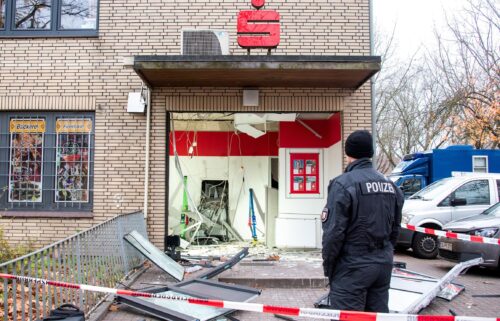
117, 294, 201, 321
392, 268, 464, 301
196, 247, 249, 280
315, 258, 482, 314
145, 290, 233, 320
402, 258, 482, 313
172, 278, 261, 301
388, 289, 423, 312
124, 230, 185, 282
117, 280, 260, 321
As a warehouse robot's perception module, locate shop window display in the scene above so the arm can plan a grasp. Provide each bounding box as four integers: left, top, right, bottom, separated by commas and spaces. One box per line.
290, 153, 319, 194
0, 112, 94, 214
55, 119, 92, 203
8, 119, 45, 202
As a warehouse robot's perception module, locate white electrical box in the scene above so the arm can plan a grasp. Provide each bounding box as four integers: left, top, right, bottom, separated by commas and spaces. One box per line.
243, 89, 259, 107
127, 92, 146, 113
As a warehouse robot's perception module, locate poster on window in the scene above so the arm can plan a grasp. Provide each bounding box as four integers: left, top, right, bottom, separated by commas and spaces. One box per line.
293, 159, 304, 174
293, 176, 304, 191
306, 159, 317, 174
289, 152, 320, 195
55, 119, 92, 203
8, 119, 46, 202
306, 176, 317, 191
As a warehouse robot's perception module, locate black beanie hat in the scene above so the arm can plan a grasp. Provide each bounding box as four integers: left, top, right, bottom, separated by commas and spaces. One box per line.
345, 130, 374, 159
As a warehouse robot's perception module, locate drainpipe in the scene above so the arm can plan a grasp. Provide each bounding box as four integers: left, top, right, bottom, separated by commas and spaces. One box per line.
370, 0, 377, 166
143, 86, 152, 219
164, 112, 170, 251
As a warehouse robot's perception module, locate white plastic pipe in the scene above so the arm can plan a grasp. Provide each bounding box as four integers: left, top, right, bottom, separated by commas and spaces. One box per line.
143, 86, 152, 219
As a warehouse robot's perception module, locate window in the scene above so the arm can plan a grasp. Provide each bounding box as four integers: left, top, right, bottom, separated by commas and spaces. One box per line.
0, 0, 98, 37
440, 180, 490, 207
290, 153, 319, 194
473, 156, 488, 173
8, 119, 45, 202
0, 112, 94, 214
1, 0, 5, 29
400, 177, 422, 196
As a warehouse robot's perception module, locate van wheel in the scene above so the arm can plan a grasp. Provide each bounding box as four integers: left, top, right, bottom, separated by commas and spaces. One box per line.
412, 232, 438, 259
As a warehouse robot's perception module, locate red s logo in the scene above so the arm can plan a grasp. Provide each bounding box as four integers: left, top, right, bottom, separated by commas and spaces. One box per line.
237, 10, 280, 49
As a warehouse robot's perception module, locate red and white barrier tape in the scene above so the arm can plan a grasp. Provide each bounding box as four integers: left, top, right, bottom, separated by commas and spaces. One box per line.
402, 223, 500, 246
0, 273, 498, 321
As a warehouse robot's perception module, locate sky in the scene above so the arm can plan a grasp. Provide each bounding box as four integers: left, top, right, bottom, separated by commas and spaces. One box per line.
373, 0, 470, 59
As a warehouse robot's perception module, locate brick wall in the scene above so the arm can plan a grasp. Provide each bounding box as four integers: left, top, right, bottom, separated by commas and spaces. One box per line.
0, 0, 371, 248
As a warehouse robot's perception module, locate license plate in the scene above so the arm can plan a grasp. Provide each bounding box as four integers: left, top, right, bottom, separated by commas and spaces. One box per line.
439, 242, 453, 251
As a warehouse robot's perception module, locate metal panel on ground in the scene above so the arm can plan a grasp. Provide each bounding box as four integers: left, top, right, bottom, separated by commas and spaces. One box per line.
124, 230, 185, 282
117, 280, 261, 321
315, 259, 480, 313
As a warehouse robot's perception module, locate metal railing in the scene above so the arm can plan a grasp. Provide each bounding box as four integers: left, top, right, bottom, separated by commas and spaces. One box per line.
0, 211, 147, 321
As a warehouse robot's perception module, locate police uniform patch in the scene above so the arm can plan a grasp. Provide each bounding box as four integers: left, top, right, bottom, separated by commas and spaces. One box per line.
321, 208, 329, 222
360, 181, 396, 195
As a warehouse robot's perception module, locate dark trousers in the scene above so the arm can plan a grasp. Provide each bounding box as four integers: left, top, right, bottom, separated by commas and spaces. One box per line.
328, 262, 392, 313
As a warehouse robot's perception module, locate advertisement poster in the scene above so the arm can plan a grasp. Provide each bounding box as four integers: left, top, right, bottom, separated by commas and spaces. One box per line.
55, 119, 92, 203
293, 159, 304, 174
290, 152, 320, 195
293, 176, 304, 191
8, 119, 46, 202
306, 176, 317, 191
306, 159, 317, 175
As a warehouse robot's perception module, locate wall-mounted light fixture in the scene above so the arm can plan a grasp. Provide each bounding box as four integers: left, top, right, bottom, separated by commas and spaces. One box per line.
127, 84, 147, 114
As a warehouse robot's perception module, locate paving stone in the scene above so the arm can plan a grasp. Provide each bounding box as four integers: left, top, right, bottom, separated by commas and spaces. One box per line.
100, 251, 500, 321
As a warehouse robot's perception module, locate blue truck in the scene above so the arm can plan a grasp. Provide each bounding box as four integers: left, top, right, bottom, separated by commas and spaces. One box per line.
389, 145, 500, 198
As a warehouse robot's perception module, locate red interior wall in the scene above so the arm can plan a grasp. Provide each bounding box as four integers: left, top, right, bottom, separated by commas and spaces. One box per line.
169, 131, 279, 156
169, 113, 341, 156
279, 113, 341, 148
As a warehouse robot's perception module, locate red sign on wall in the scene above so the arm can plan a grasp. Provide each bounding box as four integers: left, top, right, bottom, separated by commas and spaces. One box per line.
237, 0, 281, 49
290, 153, 320, 194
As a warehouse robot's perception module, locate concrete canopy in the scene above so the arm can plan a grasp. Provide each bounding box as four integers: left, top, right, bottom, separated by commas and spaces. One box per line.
133, 55, 381, 88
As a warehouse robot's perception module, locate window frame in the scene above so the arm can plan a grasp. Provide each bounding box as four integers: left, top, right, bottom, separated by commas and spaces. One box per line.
0, 0, 99, 38
0, 111, 95, 217
438, 179, 490, 207
472, 155, 488, 173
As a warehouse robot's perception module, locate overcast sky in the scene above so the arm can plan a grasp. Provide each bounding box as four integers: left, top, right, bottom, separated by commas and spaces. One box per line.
373, 0, 470, 58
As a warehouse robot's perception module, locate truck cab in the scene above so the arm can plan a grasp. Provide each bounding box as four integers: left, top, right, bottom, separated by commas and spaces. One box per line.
389, 152, 431, 198
389, 146, 500, 198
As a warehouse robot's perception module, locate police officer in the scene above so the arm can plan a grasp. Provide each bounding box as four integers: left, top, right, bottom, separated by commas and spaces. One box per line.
322, 130, 403, 313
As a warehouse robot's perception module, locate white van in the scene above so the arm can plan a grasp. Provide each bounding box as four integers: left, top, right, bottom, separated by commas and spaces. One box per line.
397, 173, 500, 259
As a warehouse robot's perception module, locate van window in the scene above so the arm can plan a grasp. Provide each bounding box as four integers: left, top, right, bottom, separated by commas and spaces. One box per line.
401, 178, 422, 196
411, 177, 453, 201
441, 179, 490, 206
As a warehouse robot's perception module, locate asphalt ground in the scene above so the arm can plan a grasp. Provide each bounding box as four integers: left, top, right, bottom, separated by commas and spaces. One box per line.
101, 249, 500, 321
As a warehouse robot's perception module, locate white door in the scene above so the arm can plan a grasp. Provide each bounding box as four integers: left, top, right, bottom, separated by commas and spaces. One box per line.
450, 179, 492, 221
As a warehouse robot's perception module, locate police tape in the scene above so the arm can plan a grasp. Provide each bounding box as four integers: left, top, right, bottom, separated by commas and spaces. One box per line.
401, 223, 500, 246
0, 273, 498, 321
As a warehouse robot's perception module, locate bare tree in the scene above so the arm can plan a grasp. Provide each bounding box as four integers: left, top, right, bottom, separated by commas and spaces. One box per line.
373, 25, 453, 171
15, 0, 91, 29
430, 0, 499, 148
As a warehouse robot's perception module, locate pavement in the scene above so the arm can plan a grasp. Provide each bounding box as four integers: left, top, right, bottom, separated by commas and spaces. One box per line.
100, 245, 500, 321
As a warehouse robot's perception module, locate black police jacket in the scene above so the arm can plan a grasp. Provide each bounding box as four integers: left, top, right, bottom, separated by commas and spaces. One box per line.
321, 158, 404, 278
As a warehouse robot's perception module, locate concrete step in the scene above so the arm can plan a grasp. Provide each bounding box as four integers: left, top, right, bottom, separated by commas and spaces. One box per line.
217, 260, 328, 289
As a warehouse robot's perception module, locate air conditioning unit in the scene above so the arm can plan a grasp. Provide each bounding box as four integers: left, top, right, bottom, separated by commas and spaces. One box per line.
181, 30, 229, 55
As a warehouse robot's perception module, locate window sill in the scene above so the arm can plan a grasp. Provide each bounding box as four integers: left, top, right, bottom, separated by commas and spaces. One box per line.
0, 30, 99, 38
0, 211, 93, 219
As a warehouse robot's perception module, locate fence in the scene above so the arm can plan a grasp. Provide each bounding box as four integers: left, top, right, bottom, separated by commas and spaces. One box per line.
0, 211, 146, 321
